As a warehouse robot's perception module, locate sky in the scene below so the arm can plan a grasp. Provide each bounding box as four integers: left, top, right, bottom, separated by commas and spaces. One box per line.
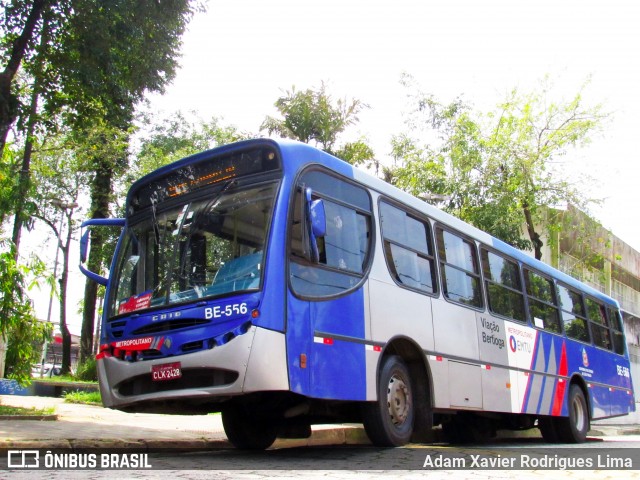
148, 0, 640, 248
33, 0, 640, 335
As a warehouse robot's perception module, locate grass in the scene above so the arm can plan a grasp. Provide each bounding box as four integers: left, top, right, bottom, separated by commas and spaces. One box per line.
63, 390, 102, 406
0, 404, 56, 416
33, 375, 97, 385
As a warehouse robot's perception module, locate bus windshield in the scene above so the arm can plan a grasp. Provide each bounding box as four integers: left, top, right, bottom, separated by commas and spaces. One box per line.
109, 182, 278, 317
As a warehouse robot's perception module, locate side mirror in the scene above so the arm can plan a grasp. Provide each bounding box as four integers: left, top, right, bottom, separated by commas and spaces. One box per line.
79, 218, 125, 286
310, 199, 326, 238
305, 188, 326, 263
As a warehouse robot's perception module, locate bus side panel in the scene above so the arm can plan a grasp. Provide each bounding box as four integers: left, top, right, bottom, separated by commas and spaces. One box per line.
368, 278, 434, 350
564, 339, 634, 418
505, 323, 538, 414
520, 333, 570, 416
286, 294, 312, 396
589, 385, 611, 418
310, 288, 367, 401
476, 312, 513, 413
610, 388, 635, 416
431, 300, 481, 409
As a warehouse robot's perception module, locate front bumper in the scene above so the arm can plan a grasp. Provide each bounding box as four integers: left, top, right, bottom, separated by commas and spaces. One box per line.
97, 326, 289, 410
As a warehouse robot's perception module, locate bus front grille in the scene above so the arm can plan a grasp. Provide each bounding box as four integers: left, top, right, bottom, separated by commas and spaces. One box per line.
116, 368, 239, 397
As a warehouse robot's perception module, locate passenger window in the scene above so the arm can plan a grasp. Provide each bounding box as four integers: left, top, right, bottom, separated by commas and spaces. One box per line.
481, 249, 525, 322
380, 201, 436, 294
289, 170, 372, 298
525, 269, 562, 334
585, 298, 612, 350
436, 228, 482, 308
608, 308, 626, 355
557, 284, 590, 343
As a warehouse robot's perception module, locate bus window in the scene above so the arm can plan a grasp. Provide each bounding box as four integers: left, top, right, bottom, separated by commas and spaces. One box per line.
436, 228, 482, 308
481, 249, 525, 322
289, 170, 372, 298
525, 269, 562, 334
380, 201, 436, 294
557, 284, 590, 343
585, 297, 612, 350
608, 307, 626, 355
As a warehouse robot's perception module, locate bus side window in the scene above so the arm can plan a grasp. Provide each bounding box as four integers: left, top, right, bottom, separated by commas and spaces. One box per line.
586, 297, 612, 350
481, 249, 525, 322
289, 171, 372, 298
380, 201, 437, 294
608, 307, 626, 355
557, 284, 590, 343
525, 269, 562, 334
436, 228, 482, 308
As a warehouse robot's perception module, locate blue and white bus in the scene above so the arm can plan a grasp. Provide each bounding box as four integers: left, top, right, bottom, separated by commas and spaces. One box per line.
80, 138, 635, 449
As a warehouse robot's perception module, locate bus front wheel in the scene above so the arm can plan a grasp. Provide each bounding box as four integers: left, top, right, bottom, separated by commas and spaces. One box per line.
362, 355, 414, 447
222, 405, 278, 450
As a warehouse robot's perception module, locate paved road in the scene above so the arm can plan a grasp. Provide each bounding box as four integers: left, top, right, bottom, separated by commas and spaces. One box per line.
2, 394, 639, 478
5, 437, 640, 479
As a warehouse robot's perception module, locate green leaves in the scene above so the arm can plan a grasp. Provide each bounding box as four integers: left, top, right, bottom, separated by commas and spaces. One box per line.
132, 113, 250, 180
261, 82, 374, 166
0, 238, 50, 385
393, 77, 605, 259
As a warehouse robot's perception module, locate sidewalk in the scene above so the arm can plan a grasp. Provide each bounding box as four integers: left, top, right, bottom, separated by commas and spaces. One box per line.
0, 395, 368, 450
1, 394, 639, 450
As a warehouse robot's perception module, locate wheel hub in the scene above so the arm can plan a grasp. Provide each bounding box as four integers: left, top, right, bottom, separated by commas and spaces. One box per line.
387, 374, 410, 426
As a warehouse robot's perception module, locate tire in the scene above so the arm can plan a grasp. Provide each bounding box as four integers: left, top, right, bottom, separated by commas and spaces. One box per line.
222, 405, 278, 450
362, 355, 414, 447
554, 384, 590, 443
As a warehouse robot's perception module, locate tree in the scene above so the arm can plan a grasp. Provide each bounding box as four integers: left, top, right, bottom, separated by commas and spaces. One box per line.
0, 238, 49, 384
0, 1, 200, 368
131, 112, 250, 180
56, 1, 199, 364
261, 83, 376, 168
31, 131, 88, 374
393, 76, 606, 259
0, 0, 50, 155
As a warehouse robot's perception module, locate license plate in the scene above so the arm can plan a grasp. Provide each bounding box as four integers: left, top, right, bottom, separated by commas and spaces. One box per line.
151, 362, 182, 382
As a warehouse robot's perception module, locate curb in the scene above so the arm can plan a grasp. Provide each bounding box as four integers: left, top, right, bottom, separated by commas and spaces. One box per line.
0, 426, 370, 451
0, 415, 58, 421
0, 439, 233, 450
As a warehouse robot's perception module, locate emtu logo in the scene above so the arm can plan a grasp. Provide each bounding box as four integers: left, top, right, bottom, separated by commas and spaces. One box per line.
8, 450, 39, 468
509, 336, 517, 353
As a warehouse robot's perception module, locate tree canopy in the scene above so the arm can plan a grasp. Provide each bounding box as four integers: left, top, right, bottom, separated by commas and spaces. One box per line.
261, 83, 376, 168
0, 0, 201, 370
393, 76, 607, 260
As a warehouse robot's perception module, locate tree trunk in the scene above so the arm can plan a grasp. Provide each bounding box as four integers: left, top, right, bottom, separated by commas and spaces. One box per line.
59, 209, 73, 374
10, 7, 51, 256
11, 88, 39, 256
0, 0, 48, 156
80, 160, 113, 363
522, 200, 543, 260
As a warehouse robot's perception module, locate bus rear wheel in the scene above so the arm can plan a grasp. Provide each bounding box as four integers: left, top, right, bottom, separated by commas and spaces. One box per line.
362, 355, 414, 447
222, 405, 278, 450
555, 384, 589, 443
